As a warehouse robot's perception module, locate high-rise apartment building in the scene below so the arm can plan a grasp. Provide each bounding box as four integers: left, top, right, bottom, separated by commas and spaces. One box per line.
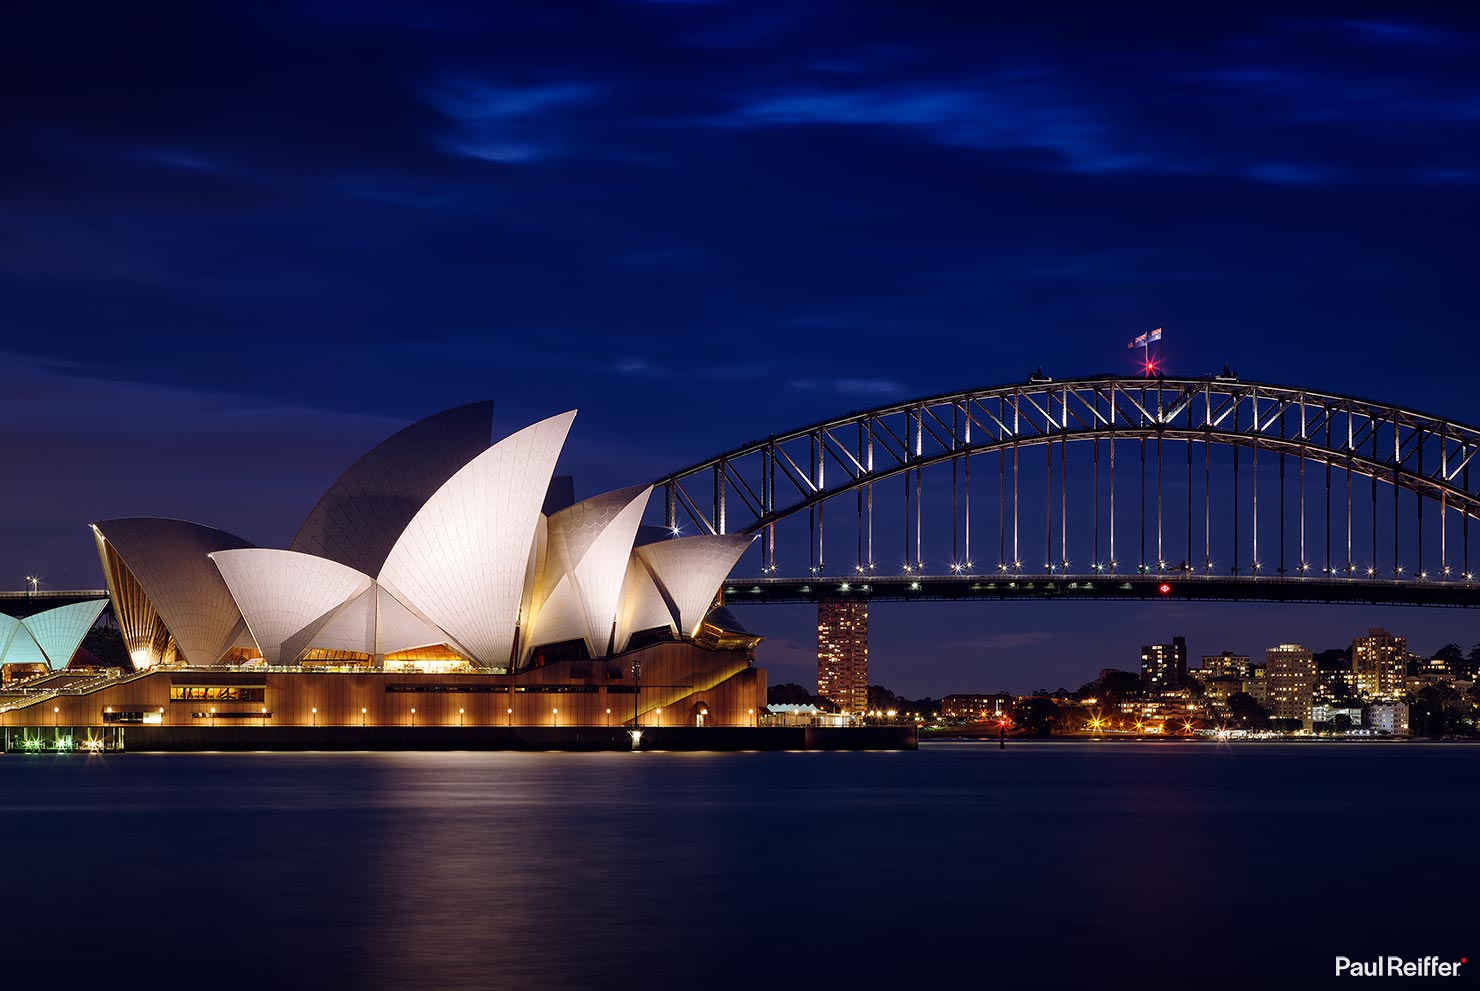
1141, 636, 1187, 691
1265, 644, 1316, 730
1197, 651, 1252, 680
817, 601, 868, 714
1352, 628, 1407, 699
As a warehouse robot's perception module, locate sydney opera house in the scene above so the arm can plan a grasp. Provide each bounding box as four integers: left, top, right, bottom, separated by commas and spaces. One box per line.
0, 403, 768, 740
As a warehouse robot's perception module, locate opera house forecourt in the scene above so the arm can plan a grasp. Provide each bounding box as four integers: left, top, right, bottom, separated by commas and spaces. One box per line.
0, 403, 915, 751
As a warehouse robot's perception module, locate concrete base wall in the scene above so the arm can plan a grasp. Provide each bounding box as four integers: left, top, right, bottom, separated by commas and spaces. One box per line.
99, 725, 918, 752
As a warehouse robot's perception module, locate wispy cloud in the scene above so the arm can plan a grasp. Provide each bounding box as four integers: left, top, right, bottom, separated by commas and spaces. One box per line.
423, 78, 601, 162
722, 77, 1146, 173
790, 378, 906, 397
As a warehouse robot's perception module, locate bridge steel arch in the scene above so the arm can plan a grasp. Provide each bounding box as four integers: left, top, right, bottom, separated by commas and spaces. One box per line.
654, 375, 1480, 599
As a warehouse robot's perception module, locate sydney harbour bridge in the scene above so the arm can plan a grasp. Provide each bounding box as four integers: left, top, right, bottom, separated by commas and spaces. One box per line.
654, 372, 1480, 610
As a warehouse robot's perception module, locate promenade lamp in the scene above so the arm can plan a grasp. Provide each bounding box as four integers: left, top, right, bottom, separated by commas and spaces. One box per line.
506, 707, 513, 727
410, 707, 416, 727
748, 708, 755, 727
656, 707, 662, 728
210, 707, 216, 727
552, 707, 559, 727
605, 707, 612, 727
260, 706, 267, 727
53, 705, 59, 727
459, 707, 465, 727
360, 707, 367, 727
631, 659, 642, 730
311, 706, 318, 727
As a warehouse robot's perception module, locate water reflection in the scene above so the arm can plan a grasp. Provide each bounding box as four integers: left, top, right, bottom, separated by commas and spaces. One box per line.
0, 744, 1473, 988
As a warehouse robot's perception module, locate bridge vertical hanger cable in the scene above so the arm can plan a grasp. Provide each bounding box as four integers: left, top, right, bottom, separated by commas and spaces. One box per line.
808, 434, 817, 575
1046, 435, 1053, 571
1325, 416, 1332, 575
857, 421, 865, 573
1155, 384, 1163, 571
1233, 402, 1240, 575
1186, 433, 1192, 574
1060, 415, 1068, 571
963, 399, 972, 571
867, 424, 874, 571
1417, 435, 1424, 576
1464, 463, 1470, 578
1279, 411, 1286, 576
1109, 425, 1116, 571
1371, 427, 1378, 574
951, 404, 959, 570
1093, 432, 1100, 569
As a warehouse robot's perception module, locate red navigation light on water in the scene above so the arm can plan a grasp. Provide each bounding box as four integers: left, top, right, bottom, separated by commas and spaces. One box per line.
1157, 583, 1172, 595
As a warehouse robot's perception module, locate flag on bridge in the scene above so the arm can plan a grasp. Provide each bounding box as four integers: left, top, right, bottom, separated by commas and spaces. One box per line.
1127, 327, 1163, 349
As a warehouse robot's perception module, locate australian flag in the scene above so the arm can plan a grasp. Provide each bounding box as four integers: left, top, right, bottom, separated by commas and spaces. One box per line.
1127, 327, 1163, 349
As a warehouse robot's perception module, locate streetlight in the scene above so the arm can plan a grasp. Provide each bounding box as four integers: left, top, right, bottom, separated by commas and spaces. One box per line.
631, 659, 642, 729
210, 707, 216, 727
506, 707, 513, 727
656, 707, 662, 728
311, 706, 318, 726
53, 705, 59, 727
748, 708, 755, 727
260, 705, 267, 727
26, 576, 40, 595
552, 707, 559, 727
360, 706, 367, 727
410, 707, 416, 727
605, 707, 612, 727
458, 707, 465, 727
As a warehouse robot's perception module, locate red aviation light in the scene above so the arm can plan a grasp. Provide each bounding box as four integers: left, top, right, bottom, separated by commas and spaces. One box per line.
1157, 583, 1172, 595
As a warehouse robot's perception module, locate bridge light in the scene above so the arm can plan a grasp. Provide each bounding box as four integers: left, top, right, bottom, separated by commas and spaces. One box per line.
1418, 571, 1428, 580
1465, 572, 1474, 581
909, 581, 921, 591
1299, 562, 1310, 573
1367, 567, 1376, 576
1395, 565, 1405, 574
1443, 566, 1452, 576
964, 560, 973, 571
1157, 583, 1172, 596
670, 525, 682, 536
1252, 561, 1263, 572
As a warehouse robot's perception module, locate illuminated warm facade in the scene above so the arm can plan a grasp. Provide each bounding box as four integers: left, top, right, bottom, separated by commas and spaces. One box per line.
1352, 628, 1406, 700
1265, 644, 1316, 731
3, 404, 766, 732
817, 600, 868, 713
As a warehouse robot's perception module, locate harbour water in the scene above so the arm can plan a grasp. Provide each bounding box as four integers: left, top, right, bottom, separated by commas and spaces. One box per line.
3, 742, 1473, 988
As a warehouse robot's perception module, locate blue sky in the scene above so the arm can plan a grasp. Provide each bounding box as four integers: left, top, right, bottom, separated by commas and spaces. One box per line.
4, 1, 1480, 693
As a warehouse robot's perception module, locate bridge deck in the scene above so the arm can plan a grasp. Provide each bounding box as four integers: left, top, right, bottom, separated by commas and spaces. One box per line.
721, 575, 1480, 607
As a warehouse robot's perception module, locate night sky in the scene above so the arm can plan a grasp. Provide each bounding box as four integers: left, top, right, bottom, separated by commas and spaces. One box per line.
6, 2, 1480, 695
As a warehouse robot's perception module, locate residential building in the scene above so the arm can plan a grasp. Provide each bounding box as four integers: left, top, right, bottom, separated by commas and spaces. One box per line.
817, 601, 868, 714
1141, 636, 1187, 691
1352, 628, 1406, 699
1365, 701, 1410, 736
1265, 644, 1316, 731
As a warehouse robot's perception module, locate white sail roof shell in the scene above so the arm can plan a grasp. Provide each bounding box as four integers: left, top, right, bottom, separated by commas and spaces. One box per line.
526, 484, 651, 659
377, 411, 576, 667
21, 599, 109, 669
0, 614, 48, 668
635, 533, 755, 638
290, 401, 494, 577
210, 549, 374, 664
93, 518, 254, 665
614, 555, 677, 653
